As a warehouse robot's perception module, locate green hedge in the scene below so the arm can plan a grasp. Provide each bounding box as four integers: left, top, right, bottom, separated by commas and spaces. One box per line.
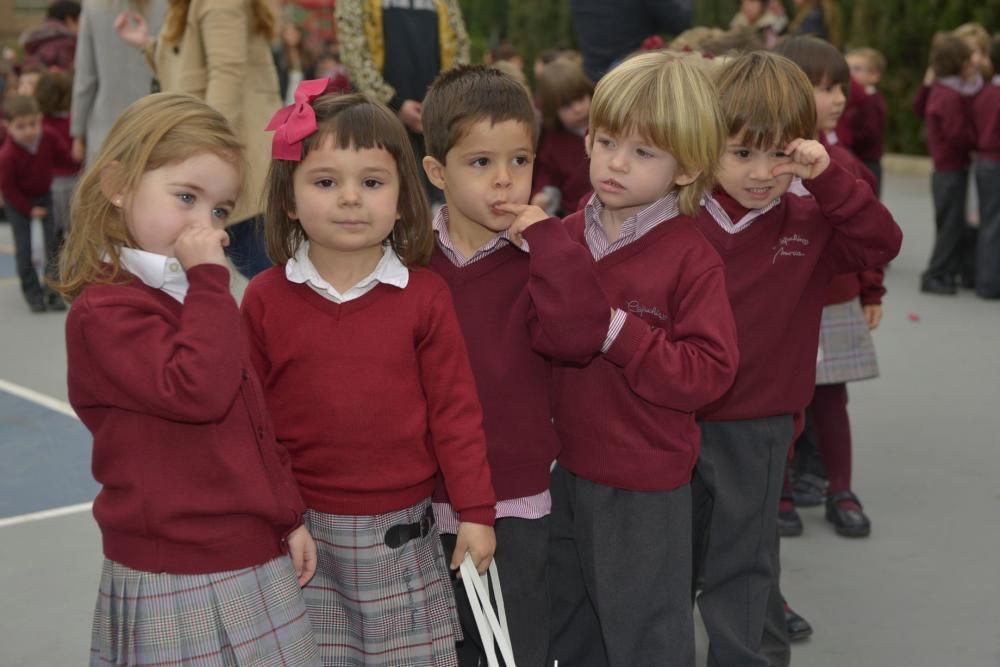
459, 0, 1000, 155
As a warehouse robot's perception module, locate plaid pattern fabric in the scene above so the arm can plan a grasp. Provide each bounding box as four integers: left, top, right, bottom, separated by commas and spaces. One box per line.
303, 502, 460, 666
815, 299, 879, 385
90, 556, 319, 666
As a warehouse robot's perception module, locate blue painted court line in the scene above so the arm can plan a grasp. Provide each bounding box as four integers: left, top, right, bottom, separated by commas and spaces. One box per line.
0, 390, 97, 519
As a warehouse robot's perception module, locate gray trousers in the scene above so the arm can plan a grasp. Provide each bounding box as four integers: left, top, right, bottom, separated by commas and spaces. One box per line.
975, 159, 1000, 298
924, 169, 969, 281
441, 516, 550, 667
548, 464, 694, 667
693, 416, 793, 667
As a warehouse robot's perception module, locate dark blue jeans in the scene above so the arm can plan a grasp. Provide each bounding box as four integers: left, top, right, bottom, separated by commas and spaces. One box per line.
975, 159, 1000, 298
4, 195, 57, 304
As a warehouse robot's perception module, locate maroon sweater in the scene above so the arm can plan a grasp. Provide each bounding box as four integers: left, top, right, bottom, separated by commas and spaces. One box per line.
42, 114, 81, 177
695, 162, 902, 422
429, 218, 609, 501
66, 265, 305, 574
973, 79, 1000, 161
242, 266, 496, 525
531, 124, 592, 214
925, 83, 977, 171
551, 213, 739, 492
848, 87, 886, 163
0, 128, 69, 214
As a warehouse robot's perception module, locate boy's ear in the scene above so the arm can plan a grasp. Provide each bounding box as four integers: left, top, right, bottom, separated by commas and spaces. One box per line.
99, 161, 126, 206
674, 168, 702, 187
422, 155, 447, 190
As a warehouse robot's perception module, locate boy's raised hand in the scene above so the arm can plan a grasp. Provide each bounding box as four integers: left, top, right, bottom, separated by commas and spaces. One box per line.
496, 203, 551, 246
451, 521, 496, 576
771, 138, 830, 181
174, 226, 230, 270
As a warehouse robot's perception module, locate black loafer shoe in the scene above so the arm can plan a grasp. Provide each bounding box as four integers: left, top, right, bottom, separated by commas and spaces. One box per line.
826, 490, 871, 537
920, 275, 957, 295
792, 472, 827, 507
777, 506, 803, 537
45, 289, 66, 311
785, 605, 813, 642
28, 300, 46, 313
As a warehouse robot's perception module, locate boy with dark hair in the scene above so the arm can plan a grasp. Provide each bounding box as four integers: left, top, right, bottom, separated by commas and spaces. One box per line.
693, 51, 901, 666
420, 64, 611, 667
0, 95, 71, 312
20, 0, 80, 71
921, 32, 979, 295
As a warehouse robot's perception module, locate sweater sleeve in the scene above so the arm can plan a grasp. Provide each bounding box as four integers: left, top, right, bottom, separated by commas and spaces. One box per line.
806, 161, 903, 274
417, 286, 496, 525
0, 147, 30, 215
913, 84, 930, 119
76, 265, 244, 423
239, 279, 272, 383
859, 269, 886, 305
197, 1, 247, 135
521, 217, 609, 363
602, 263, 739, 412
335, 0, 397, 106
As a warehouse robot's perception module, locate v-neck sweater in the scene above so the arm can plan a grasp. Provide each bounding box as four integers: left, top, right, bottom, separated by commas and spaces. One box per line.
551, 212, 740, 492
694, 162, 902, 422
428, 217, 610, 501
241, 265, 496, 524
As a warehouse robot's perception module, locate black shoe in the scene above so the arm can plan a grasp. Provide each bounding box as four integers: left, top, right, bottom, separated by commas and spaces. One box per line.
785, 605, 813, 642
825, 490, 871, 537
792, 472, 827, 507
27, 299, 46, 313
45, 288, 66, 311
777, 502, 803, 537
920, 275, 957, 295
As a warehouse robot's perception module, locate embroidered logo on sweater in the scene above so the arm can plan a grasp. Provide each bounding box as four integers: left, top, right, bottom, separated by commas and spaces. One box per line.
627, 300, 669, 321
772, 234, 810, 264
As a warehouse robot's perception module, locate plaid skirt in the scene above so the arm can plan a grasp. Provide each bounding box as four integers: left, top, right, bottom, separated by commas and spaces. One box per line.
303, 501, 460, 667
90, 555, 319, 666
815, 299, 880, 385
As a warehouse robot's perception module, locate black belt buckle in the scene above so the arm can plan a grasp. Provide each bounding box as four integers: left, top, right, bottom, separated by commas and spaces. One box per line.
383, 506, 434, 549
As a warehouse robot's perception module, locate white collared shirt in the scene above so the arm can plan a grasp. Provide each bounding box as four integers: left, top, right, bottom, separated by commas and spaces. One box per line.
119, 247, 189, 303
285, 241, 409, 303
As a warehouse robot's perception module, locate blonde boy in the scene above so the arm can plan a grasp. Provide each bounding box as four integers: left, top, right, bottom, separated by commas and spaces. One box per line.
547, 52, 739, 667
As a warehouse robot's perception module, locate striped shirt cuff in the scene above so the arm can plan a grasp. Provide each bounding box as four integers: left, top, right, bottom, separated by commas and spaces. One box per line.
602, 308, 628, 353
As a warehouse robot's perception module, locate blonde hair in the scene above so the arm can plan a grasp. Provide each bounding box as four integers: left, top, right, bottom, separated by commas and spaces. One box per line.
162, 0, 275, 44
588, 51, 726, 216
57, 93, 245, 301
954, 23, 990, 54
846, 47, 886, 75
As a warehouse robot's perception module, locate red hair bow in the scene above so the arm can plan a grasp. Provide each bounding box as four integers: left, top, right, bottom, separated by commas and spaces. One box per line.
266, 78, 331, 161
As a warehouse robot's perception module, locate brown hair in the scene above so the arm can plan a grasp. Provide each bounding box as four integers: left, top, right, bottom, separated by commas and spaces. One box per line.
714, 50, 817, 149
488, 42, 521, 64
2, 95, 40, 120
422, 65, 537, 163
57, 93, 245, 301
536, 58, 594, 130
930, 32, 972, 78
162, 0, 275, 44
774, 35, 850, 94
34, 70, 73, 115
264, 93, 432, 267
846, 47, 887, 75
589, 51, 727, 216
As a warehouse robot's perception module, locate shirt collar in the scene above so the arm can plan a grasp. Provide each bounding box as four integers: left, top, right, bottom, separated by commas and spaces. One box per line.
432, 205, 527, 267
119, 247, 189, 303
702, 190, 783, 234
938, 74, 984, 96
285, 241, 409, 299
583, 190, 681, 237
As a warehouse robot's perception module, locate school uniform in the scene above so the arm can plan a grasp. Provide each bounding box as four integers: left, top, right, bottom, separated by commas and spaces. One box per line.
548, 192, 739, 667
923, 78, 979, 286
693, 162, 901, 667
849, 85, 887, 194
41, 113, 80, 234
532, 123, 593, 214
429, 206, 609, 666
241, 245, 496, 666
973, 75, 1000, 297
66, 250, 318, 666
0, 128, 68, 305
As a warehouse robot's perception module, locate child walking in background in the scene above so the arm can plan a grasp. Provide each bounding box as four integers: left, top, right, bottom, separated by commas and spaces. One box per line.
919, 32, 980, 295
531, 57, 594, 215
845, 47, 887, 193
693, 50, 901, 666
57, 93, 319, 667
243, 84, 496, 666
420, 64, 610, 666
0, 94, 71, 312
34, 70, 81, 242
548, 51, 739, 667
973, 34, 1000, 299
